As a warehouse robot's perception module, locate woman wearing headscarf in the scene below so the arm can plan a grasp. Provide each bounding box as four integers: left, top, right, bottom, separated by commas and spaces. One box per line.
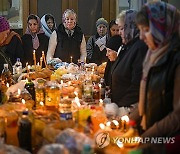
21, 14, 49, 65
135, 1, 180, 139
0, 16, 24, 72
86, 18, 108, 65
46, 9, 86, 63
104, 35, 122, 86
41, 14, 56, 38
110, 10, 148, 110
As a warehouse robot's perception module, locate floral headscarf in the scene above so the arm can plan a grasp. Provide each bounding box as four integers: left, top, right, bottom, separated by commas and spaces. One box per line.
145, 1, 179, 47
139, 1, 179, 130
124, 9, 139, 43
25, 14, 44, 49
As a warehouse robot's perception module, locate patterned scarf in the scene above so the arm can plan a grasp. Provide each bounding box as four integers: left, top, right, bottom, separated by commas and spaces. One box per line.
124, 9, 139, 44
25, 15, 44, 49
138, 1, 179, 130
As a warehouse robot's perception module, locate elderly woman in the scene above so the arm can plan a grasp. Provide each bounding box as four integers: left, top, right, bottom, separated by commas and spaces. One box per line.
86, 18, 108, 65
41, 14, 56, 38
46, 9, 86, 63
110, 10, 147, 110
0, 16, 24, 72
21, 14, 49, 66
135, 1, 180, 139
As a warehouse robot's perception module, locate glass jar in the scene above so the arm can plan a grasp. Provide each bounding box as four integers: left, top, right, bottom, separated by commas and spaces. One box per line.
45, 82, 60, 110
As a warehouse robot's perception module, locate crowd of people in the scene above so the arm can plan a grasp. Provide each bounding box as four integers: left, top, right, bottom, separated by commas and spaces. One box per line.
0, 1, 180, 153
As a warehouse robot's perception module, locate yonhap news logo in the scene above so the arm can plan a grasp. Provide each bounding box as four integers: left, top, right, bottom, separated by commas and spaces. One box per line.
95, 132, 176, 149
95, 132, 110, 148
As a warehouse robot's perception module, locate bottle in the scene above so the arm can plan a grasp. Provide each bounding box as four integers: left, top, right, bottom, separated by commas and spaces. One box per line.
83, 80, 93, 102
59, 97, 74, 128
92, 82, 100, 102
25, 78, 36, 108
1, 64, 13, 86
13, 58, 22, 75
99, 78, 106, 99
81, 144, 93, 154
18, 110, 32, 152
59, 97, 72, 120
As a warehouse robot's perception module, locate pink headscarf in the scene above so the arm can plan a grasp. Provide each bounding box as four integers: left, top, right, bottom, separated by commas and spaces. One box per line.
25, 14, 44, 49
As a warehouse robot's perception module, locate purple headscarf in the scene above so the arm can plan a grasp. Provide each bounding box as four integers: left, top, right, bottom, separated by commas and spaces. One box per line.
25, 14, 44, 49
0, 16, 10, 32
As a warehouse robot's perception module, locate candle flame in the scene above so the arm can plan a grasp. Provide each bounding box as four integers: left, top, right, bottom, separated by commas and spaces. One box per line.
99, 99, 103, 103
6, 83, 9, 88
99, 123, 105, 130
74, 91, 78, 97
106, 121, 111, 127
121, 115, 129, 122
112, 120, 119, 126
22, 99, 26, 104
40, 101, 44, 106
28, 65, 31, 69
18, 89, 21, 95
74, 97, 81, 107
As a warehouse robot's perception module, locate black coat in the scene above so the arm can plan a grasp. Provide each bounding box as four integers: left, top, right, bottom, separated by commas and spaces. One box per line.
0, 35, 24, 73
144, 35, 180, 134
87, 34, 108, 65
21, 33, 49, 66
111, 37, 148, 107
54, 24, 83, 63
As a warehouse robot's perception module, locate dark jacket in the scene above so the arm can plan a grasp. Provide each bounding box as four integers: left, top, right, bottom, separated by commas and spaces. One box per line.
21, 33, 49, 66
87, 34, 108, 65
104, 35, 122, 86
54, 24, 83, 63
143, 35, 180, 137
111, 37, 148, 107
0, 35, 24, 73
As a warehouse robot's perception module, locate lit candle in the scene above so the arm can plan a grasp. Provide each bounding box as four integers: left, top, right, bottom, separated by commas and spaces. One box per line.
40, 101, 45, 110
22, 99, 26, 105
42, 51, 47, 68
112, 120, 119, 129
33, 50, 36, 67
40, 57, 43, 69
121, 115, 129, 132
17, 89, 21, 96
99, 123, 105, 130
27, 65, 31, 78
99, 99, 103, 106
6, 83, 9, 88
74, 96, 81, 107
70, 56, 73, 63
84, 57, 87, 63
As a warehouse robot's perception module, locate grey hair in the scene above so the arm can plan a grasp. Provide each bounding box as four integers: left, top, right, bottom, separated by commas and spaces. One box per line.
62, 9, 77, 23
116, 10, 126, 25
